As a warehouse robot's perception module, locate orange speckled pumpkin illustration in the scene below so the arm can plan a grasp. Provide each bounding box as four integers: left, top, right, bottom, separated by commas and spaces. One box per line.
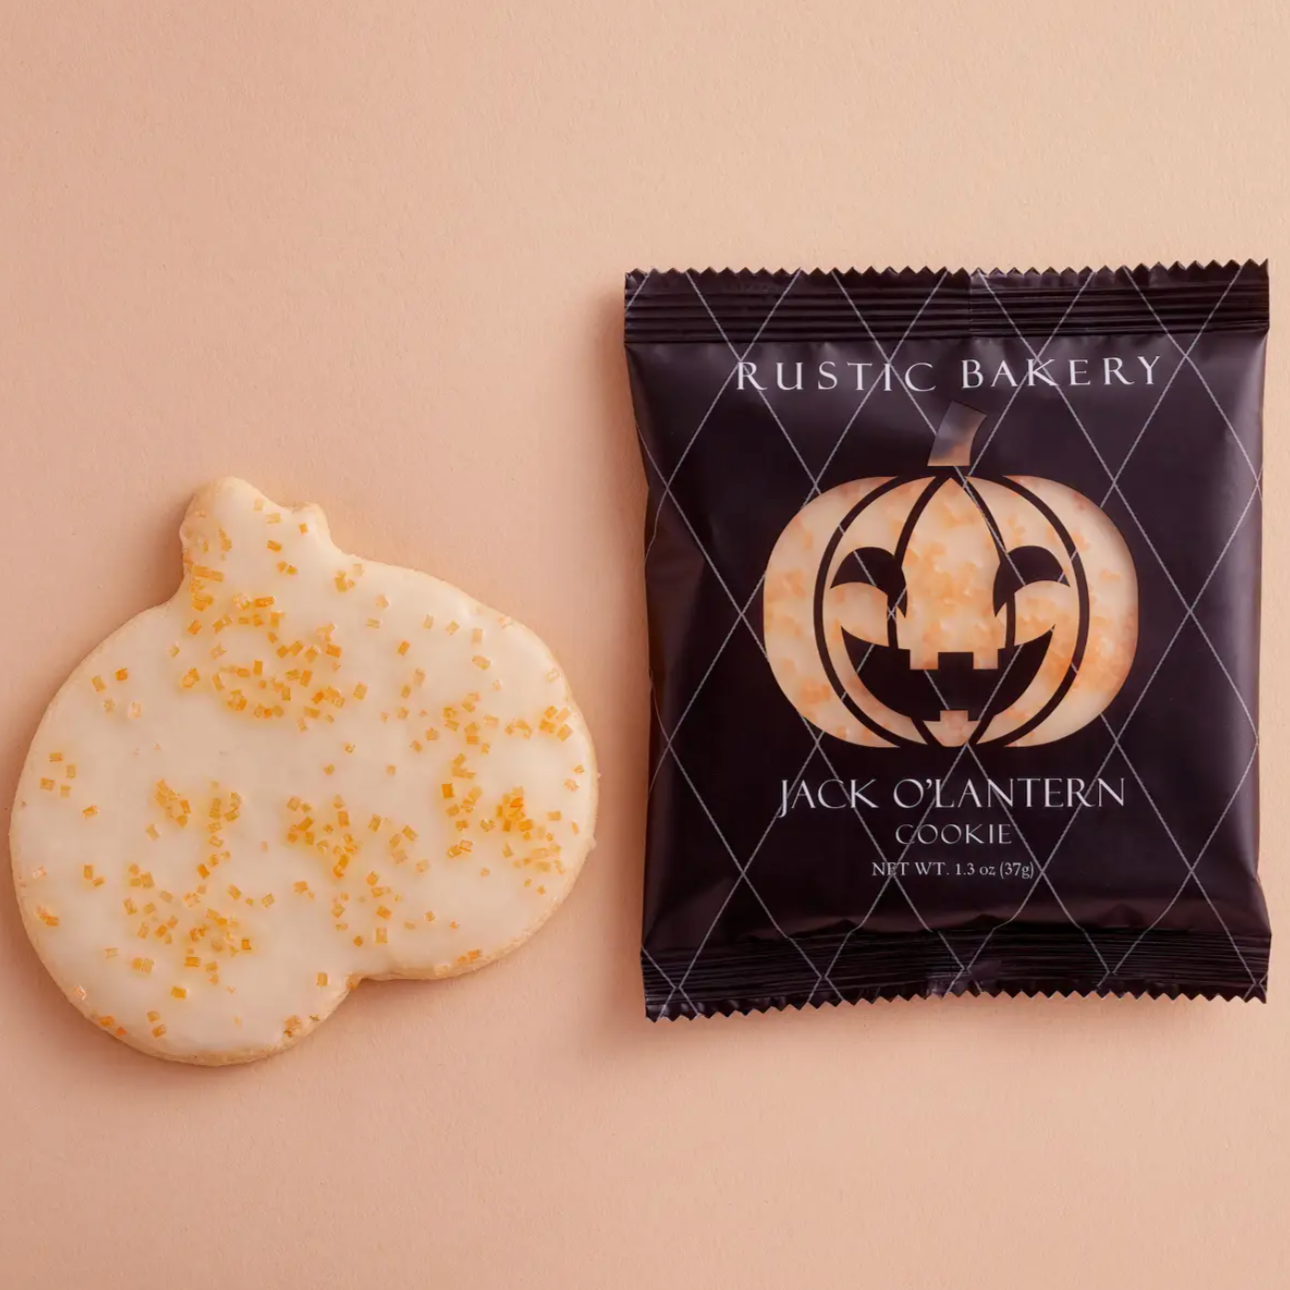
764, 404, 1138, 748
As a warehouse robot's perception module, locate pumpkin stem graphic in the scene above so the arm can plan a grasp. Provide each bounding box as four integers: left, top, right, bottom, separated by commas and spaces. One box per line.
928, 402, 986, 468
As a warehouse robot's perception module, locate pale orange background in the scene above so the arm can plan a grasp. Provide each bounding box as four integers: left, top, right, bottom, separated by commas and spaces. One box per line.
1, 3, 1288, 1288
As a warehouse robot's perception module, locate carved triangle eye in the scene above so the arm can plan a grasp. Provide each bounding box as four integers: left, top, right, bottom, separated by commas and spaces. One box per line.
832, 547, 907, 612
993, 545, 1067, 613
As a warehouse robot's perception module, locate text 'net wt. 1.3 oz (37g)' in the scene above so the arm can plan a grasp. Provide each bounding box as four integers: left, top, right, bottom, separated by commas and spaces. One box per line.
625, 263, 1270, 1018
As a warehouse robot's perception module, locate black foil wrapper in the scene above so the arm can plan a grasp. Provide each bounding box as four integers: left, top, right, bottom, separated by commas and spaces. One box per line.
625, 263, 1271, 1017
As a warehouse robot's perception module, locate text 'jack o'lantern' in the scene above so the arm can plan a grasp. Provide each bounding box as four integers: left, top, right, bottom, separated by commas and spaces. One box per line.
764, 403, 1138, 748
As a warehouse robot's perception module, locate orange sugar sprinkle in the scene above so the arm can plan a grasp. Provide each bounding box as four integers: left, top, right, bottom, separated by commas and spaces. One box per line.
472, 656, 490, 670
114, 668, 130, 683
240, 938, 252, 952
180, 668, 200, 689
386, 765, 396, 776
187, 619, 202, 635
397, 640, 410, 656
353, 935, 363, 947
91, 676, 106, 693
299, 522, 309, 534
40, 778, 54, 791
267, 539, 283, 552
422, 615, 434, 629
261, 894, 275, 907
324, 764, 335, 776
151, 1024, 167, 1038
376, 905, 392, 920
375, 927, 388, 944
171, 986, 187, 999
66, 764, 77, 779
82, 864, 94, 880
49, 752, 63, 763
352, 683, 368, 700
317, 973, 329, 987
82, 805, 98, 818
266, 513, 282, 524
293, 881, 309, 894
132, 957, 153, 974
446, 622, 459, 635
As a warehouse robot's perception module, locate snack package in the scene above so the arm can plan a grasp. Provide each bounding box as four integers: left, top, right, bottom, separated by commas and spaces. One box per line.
625, 263, 1269, 1016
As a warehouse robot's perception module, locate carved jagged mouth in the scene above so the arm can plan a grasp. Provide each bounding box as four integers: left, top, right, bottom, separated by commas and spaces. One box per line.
840, 630, 1053, 723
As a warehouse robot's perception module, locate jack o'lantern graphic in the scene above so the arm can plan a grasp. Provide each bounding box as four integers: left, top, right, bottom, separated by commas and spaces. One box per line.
764, 403, 1138, 748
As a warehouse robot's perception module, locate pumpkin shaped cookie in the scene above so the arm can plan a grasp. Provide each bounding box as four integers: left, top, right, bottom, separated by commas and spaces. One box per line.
11, 479, 597, 1064
764, 404, 1137, 748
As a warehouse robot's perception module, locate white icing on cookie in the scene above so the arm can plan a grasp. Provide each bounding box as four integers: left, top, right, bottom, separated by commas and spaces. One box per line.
11, 479, 597, 1064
